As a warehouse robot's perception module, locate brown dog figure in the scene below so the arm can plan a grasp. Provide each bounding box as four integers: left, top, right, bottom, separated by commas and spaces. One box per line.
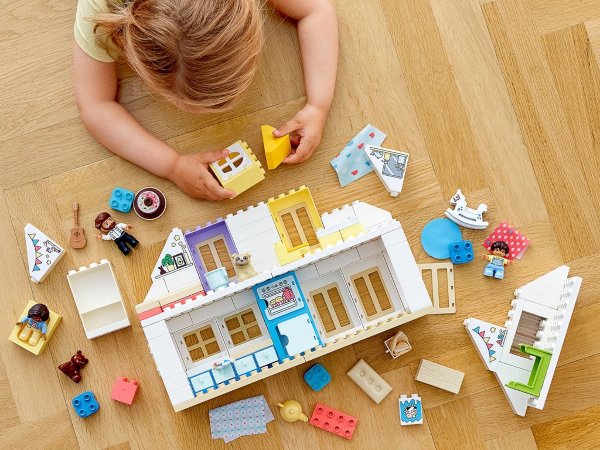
58, 350, 89, 383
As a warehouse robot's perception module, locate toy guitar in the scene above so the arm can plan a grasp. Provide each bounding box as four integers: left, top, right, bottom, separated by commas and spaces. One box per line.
69, 202, 87, 249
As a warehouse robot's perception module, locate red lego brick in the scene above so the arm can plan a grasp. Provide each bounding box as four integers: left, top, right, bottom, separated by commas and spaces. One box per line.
110, 377, 139, 405
309, 403, 358, 439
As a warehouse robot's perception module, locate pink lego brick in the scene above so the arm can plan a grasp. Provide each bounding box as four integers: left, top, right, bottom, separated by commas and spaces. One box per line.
309, 403, 358, 440
137, 306, 163, 321
110, 377, 139, 405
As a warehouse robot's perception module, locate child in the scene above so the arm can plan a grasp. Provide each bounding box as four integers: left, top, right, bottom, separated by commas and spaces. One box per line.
483, 241, 512, 279
74, 0, 338, 200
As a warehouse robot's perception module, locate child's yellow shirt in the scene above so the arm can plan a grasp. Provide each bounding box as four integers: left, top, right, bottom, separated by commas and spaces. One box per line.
74, 0, 117, 63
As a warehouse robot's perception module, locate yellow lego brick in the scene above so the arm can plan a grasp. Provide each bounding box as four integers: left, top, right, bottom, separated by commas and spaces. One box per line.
261, 125, 291, 170
274, 242, 309, 265
340, 223, 365, 241
9, 300, 62, 355
211, 141, 265, 195
318, 230, 343, 250
267, 186, 324, 251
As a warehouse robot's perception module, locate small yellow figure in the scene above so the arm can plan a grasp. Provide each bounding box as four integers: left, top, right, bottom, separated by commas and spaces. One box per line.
277, 399, 308, 423
16, 303, 50, 346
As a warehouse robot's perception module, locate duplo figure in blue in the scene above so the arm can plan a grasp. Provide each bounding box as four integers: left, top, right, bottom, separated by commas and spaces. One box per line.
483, 241, 512, 280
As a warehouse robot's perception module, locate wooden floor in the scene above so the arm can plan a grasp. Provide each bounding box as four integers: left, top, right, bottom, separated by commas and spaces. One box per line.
2, 0, 600, 448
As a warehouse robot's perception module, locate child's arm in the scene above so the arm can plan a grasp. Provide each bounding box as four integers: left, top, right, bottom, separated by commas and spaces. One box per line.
270, 0, 338, 163
73, 44, 234, 200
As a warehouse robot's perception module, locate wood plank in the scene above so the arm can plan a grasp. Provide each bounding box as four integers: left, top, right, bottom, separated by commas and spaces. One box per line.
482, 0, 600, 260
585, 18, 600, 67
485, 428, 538, 450
430, 0, 547, 225
427, 397, 487, 449
528, 0, 600, 35
531, 405, 600, 449
381, 0, 488, 197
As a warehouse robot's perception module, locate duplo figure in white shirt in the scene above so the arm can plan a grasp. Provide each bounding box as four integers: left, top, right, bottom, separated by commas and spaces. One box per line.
94, 212, 139, 255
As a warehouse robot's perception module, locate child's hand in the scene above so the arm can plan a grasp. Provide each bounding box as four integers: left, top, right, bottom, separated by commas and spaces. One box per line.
273, 104, 327, 164
168, 150, 236, 201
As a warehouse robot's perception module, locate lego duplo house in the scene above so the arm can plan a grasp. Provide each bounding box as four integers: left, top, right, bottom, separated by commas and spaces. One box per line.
136, 186, 434, 412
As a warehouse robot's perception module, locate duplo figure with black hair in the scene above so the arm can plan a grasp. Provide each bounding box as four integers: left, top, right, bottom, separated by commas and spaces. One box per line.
16, 303, 50, 346
483, 241, 512, 279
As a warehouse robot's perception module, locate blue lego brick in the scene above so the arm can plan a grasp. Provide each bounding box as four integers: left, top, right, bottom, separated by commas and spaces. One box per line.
448, 240, 474, 265
304, 364, 331, 391
72, 391, 100, 418
109, 187, 135, 213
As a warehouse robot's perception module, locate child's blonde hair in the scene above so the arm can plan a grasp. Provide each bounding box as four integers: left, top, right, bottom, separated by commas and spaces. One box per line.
94, 0, 263, 111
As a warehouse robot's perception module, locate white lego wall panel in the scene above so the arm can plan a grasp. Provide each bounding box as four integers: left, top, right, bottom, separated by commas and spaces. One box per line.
494, 362, 531, 416
321, 204, 358, 229
351, 201, 393, 230
231, 289, 256, 309
225, 202, 273, 231
144, 278, 169, 303
315, 248, 360, 276
295, 265, 320, 283
515, 265, 570, 309
143, 321, 170, 340
166, 313, 194, 333
357, 240, 384, 260
164, 266, 202, 293
163, 371, 191, 392
383, 240, 432, 314
380, 227, 407, 248
168, 385, 196, 406
189, 298, 236, 324
533, 276, 582, 410
148, 333, 187, 379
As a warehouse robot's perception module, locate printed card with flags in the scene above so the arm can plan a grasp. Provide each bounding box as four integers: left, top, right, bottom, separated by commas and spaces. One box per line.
465, 318, 507, 372
25, 223, 65, 283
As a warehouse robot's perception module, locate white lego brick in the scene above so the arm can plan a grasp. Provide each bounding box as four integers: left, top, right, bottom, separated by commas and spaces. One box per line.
231, 289, 256, 309
384, 240, 432, 314
166, 313, 194, 333
356, 240, 384, 259
494, 362, 531, 416
347, 359, 392, 404
533, 276, 581, 409
399, 394, 423, 425
351, 201, 393, 230
315, 248, 360, 275
515, 265, 570, 309
229, 217, 279, 243
163, 371, 190, 392
225, 202, 272, 230
164, 267, 202, 293
25, 223, 66, 283
380, 227, 407, 248
144, 279, 169, 303
148, 334, 187, 378
321, 204, 357, 229
143, 321, 170, 340
415, 359, 464, 394
189, 298, 236, 324
295, 265, 320, 283
168, 385, 195, 406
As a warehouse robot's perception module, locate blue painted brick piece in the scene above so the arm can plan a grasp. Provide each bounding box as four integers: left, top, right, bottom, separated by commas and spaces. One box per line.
304, 364, 331, 391
109, 187, 135, 213
448, 240, 474, 265
72, 391, 100, 418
